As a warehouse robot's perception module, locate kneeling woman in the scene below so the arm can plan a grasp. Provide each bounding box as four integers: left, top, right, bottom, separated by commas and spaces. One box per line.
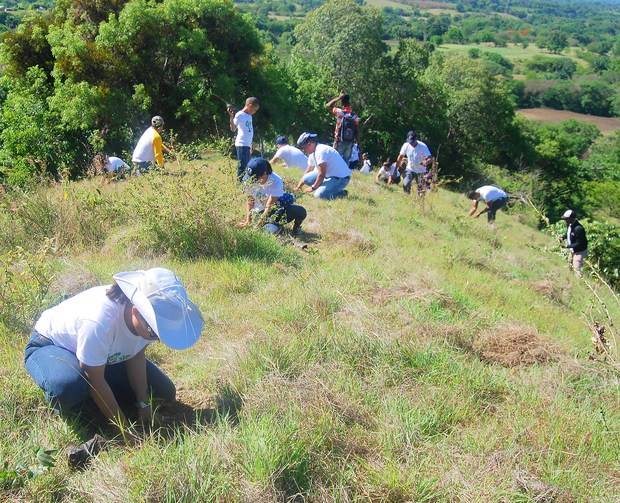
24, 268, 203, 429
240, 157, 307, 236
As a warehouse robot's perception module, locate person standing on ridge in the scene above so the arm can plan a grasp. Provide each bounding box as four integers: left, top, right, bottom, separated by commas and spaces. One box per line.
132, 116, 172, 174
269, 136, 308, 171
467, 185, 508, 224
325, 93, 360, 163
295, 132, 352, 199
560, 209, 588, 277
395, 131, 432, 195
228, 97, 260, 182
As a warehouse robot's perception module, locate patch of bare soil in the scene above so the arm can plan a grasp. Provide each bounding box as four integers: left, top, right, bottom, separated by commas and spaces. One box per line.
473, 323, 561, 367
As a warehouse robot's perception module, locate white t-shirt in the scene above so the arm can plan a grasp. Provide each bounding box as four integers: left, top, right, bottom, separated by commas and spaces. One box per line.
132, 127, 157, 162
274, 145, 308, 170
34, 286, 151, 367
309, 144, 352, 179
246, 173, 285, 211
360, 159, 372, 174
105, 156, 129, 173
378, 163, 399, 178
233, 111, 253, 147
350, 144, 360, 162
399, 141, 431, 174
477, 185, 507, 202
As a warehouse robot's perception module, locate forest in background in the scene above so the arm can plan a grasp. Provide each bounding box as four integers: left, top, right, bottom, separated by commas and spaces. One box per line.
0, 0, 618, 282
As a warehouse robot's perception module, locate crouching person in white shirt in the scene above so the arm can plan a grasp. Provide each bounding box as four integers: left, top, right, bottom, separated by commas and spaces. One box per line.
468, 185, 508, 224
295, 132, 352, 200
24, 268, 203, 433
270, 135, 308, 171
240, 157, 307, 236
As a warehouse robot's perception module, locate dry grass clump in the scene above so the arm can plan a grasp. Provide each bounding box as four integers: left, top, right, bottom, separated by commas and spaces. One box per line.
50, 265, 98, 299
514, 470, 576, 503
326, 229, 376, 255
531, 278, 569, 305
473, 323, 561, 367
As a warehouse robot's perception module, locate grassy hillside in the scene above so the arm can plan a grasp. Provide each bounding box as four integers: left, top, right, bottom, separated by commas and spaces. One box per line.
1, 154, 618, 501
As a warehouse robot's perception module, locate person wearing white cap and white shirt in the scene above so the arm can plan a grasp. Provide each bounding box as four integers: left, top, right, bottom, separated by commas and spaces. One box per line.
560, 209, 588, 277
468, 185, 508, 224
295, 132, 352, 199
104, 155, 130, 176
24, 268, 203, 431
132, 116, 172, 173
269, 135, 308, 171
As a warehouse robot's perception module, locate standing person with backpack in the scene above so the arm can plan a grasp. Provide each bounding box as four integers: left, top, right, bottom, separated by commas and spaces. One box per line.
325, 94, 360, 163
560, 210, 589, 277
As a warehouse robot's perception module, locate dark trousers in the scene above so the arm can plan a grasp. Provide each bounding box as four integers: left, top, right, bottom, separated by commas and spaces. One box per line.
487, 197, 507, 222
236, 146, 251, 182
24, 331, 176, 412
268, 204, 307, 230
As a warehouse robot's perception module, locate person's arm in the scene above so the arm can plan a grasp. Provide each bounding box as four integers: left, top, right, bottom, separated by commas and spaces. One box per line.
162, 144, 173, 155
228, 109, 237, 132
387, 174, 393, 186
296, 161, 314, 190
80, 363, 128, 427
375, 170, 381, 182
239, 197, 255, 227
269, 155, 281, 166
124, 347, 151, 422
355, 117, 361, 147
325, 94, 344, 110
469, 199, 480, 216
256, 195, 279, 227
306, 163, 327, 192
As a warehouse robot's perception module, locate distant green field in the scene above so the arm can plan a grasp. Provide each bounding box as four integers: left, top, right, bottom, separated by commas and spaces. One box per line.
438, 43, 588, 66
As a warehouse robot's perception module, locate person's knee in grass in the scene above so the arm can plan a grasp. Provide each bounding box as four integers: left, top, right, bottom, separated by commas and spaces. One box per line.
295, 132, 352, 200
239, 157, 307, 235
24, 268, 203, 441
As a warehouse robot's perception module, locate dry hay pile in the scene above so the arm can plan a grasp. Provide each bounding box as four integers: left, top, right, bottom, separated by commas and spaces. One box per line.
530, 279, 568, 305
473, 323, 561, 367
326, 229, 376, 255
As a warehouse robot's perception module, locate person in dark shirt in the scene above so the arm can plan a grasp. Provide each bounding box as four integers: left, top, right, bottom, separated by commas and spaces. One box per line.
560, 209, 588, 277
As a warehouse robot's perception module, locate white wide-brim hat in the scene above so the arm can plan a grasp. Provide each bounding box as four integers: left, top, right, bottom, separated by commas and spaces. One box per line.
113, 268, 204, 350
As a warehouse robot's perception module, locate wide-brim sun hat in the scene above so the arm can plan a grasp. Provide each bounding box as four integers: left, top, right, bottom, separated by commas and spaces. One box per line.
113, 268, 204, 350
297, 132, 318, 147
561, 209, 575, 220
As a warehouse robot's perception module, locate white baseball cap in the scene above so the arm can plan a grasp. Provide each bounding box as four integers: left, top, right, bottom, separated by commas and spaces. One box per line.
113, 268, 204, 350
561, 209, 575, 220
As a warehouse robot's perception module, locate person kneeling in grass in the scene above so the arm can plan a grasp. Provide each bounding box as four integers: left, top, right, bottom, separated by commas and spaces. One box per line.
24, 268, 203, 435
295, 132, 352, 199
240, 157, 307, 236
468, 185, 508, 224
376, 159, 401, 185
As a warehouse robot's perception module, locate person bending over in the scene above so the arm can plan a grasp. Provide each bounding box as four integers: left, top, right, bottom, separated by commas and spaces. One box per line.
24, 268, 203, 435
132, 116, 172, 174
376, 159, 401, 185
269, 135, 308, 171
241, 157, 307, 236
468, 185, 508, 224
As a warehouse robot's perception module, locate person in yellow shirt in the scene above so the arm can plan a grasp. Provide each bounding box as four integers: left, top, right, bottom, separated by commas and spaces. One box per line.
131, 116, 172, 173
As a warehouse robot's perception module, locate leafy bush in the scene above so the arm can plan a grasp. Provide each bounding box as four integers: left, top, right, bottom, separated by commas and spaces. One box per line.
0, 240, 55, 331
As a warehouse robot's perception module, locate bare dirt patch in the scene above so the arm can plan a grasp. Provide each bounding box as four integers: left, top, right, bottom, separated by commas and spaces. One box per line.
518, 108, 620, 136
473, 323, 561, 367
326, 229, 376, 254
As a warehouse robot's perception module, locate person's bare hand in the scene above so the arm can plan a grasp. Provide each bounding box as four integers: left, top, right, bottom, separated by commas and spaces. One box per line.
237, 220, 249, 228
304, 186, 314, 193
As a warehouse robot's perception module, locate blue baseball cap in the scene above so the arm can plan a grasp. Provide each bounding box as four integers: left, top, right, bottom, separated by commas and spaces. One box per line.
275, 135, 288, 146
243, 157, 271, 181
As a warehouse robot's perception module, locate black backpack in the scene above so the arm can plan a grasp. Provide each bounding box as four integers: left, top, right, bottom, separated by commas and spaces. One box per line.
339, 112, 357, 142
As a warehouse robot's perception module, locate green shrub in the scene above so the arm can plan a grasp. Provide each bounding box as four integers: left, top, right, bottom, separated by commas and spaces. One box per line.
0, 240, 56, 331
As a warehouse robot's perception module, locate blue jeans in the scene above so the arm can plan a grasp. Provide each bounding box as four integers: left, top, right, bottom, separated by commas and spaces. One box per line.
302, 171, 350, 200
24, 332, 176, 412
236, 146, 251, 182
334, 141, 353, 163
